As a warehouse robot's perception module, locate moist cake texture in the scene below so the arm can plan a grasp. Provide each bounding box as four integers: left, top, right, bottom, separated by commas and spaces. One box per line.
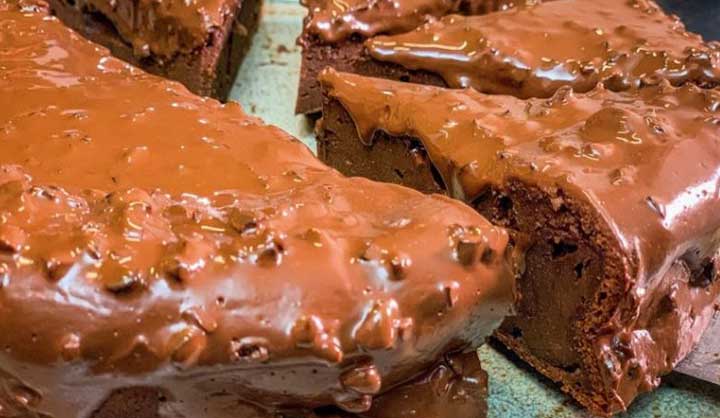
0, 2, 514, 417
47, 0, 261, 100
318, 69, 720, 415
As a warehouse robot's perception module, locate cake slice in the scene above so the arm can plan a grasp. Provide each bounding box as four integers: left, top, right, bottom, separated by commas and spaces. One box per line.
296, 0, 535, 114
305, 0, 720, 114
318, 69, 720, 415
0, 2, 514, 417
47, 0, 262, 100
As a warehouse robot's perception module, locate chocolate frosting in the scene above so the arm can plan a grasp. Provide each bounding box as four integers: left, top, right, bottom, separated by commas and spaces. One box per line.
61, 0, 235, 58
0, 2, 515, 417
366, 0, 720, 98
358, 351, 488, 418
301, 0, 530, 44
320, 68, 720, 411
313, 351, 488, 418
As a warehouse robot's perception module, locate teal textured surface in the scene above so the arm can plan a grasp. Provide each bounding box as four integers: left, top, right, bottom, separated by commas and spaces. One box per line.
480, 345, 720, 417
230, 1, 720, 416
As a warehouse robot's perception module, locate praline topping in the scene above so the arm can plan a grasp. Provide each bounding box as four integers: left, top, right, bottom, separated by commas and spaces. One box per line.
365, 0, 720, 98
0, 3, 514, 416
302, 0, 528, 43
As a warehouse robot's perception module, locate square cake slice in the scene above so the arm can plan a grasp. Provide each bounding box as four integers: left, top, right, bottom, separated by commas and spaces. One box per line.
296, 0, 530, 114
318, 69, 720, 415
48, 0, 262, 100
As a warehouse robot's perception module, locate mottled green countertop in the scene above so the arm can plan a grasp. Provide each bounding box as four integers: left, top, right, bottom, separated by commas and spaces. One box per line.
229, 2, 720, 416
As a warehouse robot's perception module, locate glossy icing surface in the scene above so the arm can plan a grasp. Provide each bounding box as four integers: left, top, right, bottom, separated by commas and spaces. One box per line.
366, 0, 720, 97
0, 2, 514, 416
301, 0, 528, 44
67, 0, 234, 58
320, 68, 720, 410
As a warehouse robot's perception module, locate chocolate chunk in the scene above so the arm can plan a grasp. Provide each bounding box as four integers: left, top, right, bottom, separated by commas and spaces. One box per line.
59, 333, 81, 362
0, 225, 26, 253
168, 326, 207, 367
43, 251, 75, 281
99, 259, 144, 293
340, 364, 382, 395
354, 300, 400, 350
256, 239, 285, 268
228, 208, 265, 235
333, 392, 373, 414
230, 337, 270, 363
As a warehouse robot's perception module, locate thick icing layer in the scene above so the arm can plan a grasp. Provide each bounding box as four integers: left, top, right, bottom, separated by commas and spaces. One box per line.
320, 69, 720, 412
301, 0, 531, 44
366, 0, 720, 98
59, 0, 234, 58
0, 2, 514, 417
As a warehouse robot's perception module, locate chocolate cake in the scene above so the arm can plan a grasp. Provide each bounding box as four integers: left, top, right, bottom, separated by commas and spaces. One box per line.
47, 0, 262, 100
299, 0, 720, 114
0, 1, 515, 417
296, 0, 534, 114
318, 69, 720, 415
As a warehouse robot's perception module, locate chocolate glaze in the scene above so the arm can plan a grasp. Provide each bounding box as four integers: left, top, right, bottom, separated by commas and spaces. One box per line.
312, 351, 488, 418
366, 0, 720, 98
60, 0, 236, 58
0, 2, 515, 417
296, 0, 542, 114
320, 69, 720, 414
301, 0, 531, 44
357, 351, 488, 418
